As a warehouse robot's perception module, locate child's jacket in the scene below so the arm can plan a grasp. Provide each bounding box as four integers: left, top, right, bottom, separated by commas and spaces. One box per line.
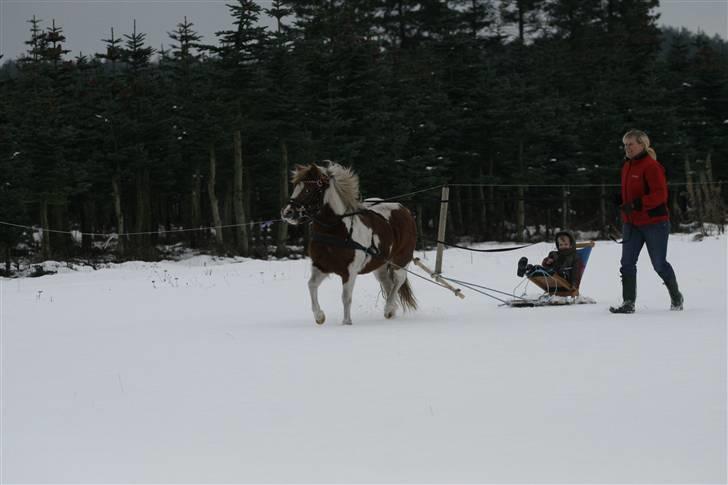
542, 231, 583, 288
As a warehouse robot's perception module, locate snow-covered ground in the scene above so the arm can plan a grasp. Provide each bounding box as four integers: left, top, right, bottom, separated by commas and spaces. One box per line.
2, 233, 726, 483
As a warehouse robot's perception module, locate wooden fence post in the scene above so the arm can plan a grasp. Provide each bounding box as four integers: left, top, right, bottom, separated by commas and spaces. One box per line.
435, 185, 449, 275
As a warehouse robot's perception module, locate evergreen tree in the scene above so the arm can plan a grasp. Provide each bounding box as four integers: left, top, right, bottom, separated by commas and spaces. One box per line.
94, 27, 129, 255
262, 0, 301, 256
0, 70, 30, 271
15, 17, 76, 258
119, 20, 159, 257
210, 0, 269, 255
166, 17, 208, 248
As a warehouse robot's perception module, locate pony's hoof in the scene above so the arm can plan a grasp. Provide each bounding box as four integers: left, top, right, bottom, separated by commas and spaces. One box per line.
342, 320, 353, 325
315, 312, 326, 325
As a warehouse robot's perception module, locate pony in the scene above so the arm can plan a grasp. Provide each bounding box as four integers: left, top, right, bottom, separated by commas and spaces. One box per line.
281, 162, 417, 325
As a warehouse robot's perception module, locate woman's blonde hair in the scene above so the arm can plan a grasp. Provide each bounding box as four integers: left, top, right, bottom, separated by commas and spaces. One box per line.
623, 129, 657, 159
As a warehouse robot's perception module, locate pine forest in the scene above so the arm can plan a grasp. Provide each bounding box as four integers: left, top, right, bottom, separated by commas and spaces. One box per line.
1, 0, 726, 272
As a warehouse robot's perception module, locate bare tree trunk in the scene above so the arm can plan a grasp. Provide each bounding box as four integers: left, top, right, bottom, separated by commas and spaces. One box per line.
3, 244, 10, 274
244, 161, 252, 232
699, 170, 717, 223
516, 186, 526, 241
81, 197, 95, 254
112, 173, 125, 256
705, 151, 714, 184
517, 4, 525, 43
135, 168, 152, 256
685, 155, 699, 222
233, 130, 249, 256
464, 185, 473, 235
703, 152, 724, 228
497, 196, 506, 241
190, 168, 202, 248
40, 196, 50, 260
546, 209, 552, 239
704, 152, 726, 232
516, 140, 525, 241
689, 159, 705, 227
218, 183, 232, 245
476, 166, 486, 237
561, 185, 569, 229
488, 157, 495, 238
52, 202, 72, 257
452, 186, 464, 236
276, 139, 289, 258
207, 143, 224, 249
416, 203, 424, 250
670, 190, 683, 227
600, 181, 607, 229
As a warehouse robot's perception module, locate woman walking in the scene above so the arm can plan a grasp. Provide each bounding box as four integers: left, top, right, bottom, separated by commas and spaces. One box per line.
610, 129, 684, 314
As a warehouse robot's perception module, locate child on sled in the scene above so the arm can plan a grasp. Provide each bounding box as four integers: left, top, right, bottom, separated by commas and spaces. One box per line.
516, 231, 583, 289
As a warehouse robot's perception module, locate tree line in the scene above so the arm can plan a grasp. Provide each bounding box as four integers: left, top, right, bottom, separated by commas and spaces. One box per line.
1, 0, 727, 270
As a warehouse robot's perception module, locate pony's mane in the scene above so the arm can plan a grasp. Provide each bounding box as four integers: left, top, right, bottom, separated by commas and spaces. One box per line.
291, 164, 323, 185
291, 162, 362, 212
325, 162, 362, 211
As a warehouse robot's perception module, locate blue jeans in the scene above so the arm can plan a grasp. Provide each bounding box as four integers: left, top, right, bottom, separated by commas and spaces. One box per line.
620, 221, 676, 282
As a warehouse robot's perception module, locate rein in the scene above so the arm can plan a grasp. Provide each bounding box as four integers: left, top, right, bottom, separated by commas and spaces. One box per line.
421, 238, 536, 253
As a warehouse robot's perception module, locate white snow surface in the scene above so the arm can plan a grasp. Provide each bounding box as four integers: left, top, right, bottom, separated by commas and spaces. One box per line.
2, 234, 726, 483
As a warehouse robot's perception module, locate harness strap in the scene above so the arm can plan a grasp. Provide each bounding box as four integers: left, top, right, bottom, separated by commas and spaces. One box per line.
340, 208, 390, 221
310, 232, 381, 257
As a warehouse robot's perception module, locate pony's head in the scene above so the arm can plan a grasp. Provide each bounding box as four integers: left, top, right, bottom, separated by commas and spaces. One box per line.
281, 162, 361, 225
281, 164, 330, 225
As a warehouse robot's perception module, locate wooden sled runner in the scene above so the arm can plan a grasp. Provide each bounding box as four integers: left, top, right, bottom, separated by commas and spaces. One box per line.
506, 241, 597, 307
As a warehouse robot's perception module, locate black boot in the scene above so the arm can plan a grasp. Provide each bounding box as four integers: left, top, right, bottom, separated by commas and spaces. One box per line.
517, 257, 528, 277
610, 273, 636, 314
664, 277, 684, 311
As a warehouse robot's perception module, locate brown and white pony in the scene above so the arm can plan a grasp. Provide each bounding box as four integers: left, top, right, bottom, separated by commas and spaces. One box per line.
281, 162, 417, 325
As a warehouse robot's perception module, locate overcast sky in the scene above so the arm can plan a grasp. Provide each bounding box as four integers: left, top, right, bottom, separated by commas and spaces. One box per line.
1, 0, 726, 60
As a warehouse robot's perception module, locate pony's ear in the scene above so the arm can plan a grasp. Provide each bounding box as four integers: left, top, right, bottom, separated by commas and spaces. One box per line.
291, 164, 307, 180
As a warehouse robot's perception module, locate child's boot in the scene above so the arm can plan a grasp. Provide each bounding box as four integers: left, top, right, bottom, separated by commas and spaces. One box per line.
517, 257, 528, 277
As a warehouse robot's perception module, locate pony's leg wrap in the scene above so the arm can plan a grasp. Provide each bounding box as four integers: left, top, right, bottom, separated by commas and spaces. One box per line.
308, 265, 327, 325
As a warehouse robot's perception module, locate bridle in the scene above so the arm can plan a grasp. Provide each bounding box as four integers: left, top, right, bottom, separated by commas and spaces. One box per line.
287, 175, 330, 223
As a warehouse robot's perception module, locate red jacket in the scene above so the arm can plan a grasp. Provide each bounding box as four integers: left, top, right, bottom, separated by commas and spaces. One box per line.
620, 153, 670, 226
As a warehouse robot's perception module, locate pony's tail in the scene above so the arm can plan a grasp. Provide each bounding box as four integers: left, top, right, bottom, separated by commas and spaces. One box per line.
398, 277, 418, 312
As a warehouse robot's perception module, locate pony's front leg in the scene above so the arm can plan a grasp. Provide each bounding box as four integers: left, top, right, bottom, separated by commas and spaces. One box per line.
341, 274, 357, 325
308, 265, 327, 325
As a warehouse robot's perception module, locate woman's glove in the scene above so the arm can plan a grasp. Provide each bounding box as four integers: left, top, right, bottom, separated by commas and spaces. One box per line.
621, 198, 642, 214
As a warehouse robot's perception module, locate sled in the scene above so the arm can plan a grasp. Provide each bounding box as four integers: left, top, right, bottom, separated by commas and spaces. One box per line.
505, 293, 597, 307
505, 241, 597, 307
